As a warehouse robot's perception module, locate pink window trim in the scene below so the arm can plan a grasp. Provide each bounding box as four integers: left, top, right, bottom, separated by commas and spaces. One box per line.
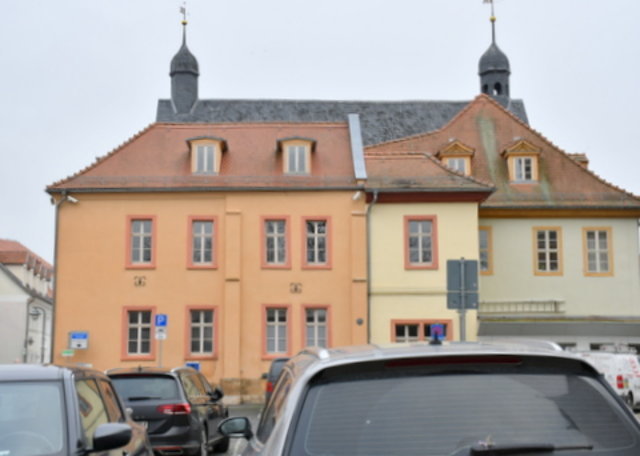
125, 215, 157, 270
261, 304, 292, 359
121, 306, 157, 361
186, 216, 218, 269
184, 305, 219, 360
390, 319, 453, 342
260, 216, 291, 269
403, 215, 439, 270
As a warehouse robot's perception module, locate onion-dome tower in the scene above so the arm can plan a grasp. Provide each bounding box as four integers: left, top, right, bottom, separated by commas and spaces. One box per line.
478, 12, 511, 106
170, 14, 199, 114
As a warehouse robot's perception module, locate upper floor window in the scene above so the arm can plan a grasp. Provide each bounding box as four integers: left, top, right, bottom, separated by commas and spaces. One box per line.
187, 136, 227, 175
188, 217, 216, 268
534, 227, 562, 275
436, 140, 474, 176
583, 227, 613, 276
479, 226, 493, 275
263, 217, 290, 268
127, 216, 156, 268
502, 139, 541, 183
404, 216, 438, 270
277, 137, 316, 175
265, 307, 289, 356
303, 218, 331, 268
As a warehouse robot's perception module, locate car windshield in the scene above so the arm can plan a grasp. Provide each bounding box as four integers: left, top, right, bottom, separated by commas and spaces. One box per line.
289, 361, 639, 455
0, 381, 66, 456
111, 375, 180, 401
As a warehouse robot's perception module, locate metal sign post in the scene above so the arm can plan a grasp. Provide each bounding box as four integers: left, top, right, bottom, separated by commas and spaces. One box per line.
155, 314, 168, 367
446, 258, 479, 341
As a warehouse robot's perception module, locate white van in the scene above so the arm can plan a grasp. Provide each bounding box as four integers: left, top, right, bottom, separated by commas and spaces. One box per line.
576, 351, 640, 409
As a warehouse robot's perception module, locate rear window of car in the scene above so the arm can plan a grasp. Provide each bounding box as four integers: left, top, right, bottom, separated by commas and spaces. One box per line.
287, 356, 640, 455
110, 375, 180, 401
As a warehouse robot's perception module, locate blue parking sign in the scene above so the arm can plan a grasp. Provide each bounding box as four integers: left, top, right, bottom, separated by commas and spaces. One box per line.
155, 314, 168, 327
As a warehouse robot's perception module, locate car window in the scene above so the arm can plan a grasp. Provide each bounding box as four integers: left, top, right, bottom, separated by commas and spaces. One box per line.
0, 381, 65, 454
257, 369, 293, 442
76, 379, 110, 447
111, 376, 180, 401
181, 373, 206, 400
99, 379, 125, 422
289, 370, 639, 455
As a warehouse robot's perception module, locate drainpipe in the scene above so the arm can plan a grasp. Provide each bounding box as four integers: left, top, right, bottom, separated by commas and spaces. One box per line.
23, 297, 36, 363
50, 191, 77, 362
366, 190, 379, 344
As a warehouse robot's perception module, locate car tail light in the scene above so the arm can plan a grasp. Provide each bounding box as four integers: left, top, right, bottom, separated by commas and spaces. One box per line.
617, 375, 625, 390
266, 381, 274, 393
157, 403, 191, 415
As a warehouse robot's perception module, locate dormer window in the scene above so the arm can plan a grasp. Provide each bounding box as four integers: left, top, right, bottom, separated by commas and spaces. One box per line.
187, 136, 227, 175
502, 139, 541, 183
436, 140, 474, 176
277, 137, 316, 175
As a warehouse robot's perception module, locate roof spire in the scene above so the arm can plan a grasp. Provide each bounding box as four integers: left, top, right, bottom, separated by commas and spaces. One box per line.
170, 1, 199, 114
479, 0, 511, 105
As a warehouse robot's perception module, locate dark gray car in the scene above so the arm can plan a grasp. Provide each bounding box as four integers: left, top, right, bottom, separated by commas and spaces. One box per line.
108, 366, 229, 455
220, 340, 640, 455
0, 364, 153, 456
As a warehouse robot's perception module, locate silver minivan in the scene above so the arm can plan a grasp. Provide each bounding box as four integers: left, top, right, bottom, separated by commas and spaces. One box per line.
220, 341, 640, 455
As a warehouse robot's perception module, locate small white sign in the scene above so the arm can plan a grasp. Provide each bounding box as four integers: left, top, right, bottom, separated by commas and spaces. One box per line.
155, 327, 167, 340
69, 331, 89, 349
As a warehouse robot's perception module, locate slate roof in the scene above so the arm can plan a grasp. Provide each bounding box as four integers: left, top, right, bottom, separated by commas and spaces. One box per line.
156, 98, 529, 147
367, 95, 640, 213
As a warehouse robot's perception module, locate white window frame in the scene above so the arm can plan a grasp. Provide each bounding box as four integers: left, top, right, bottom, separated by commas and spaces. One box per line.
192, 220, 214, 265
395, 324, 419, 343
305, 308, 327, 348
265, 220, 287, 265
196, 145, 215, 174
131, 220, 153, 264
585, 228, 612, 275
534, 228, 561, 274
514, 156, 533, 181
127, 310, 151, 355
266, 308, 288, 354
446, 157, 467, 174
408, 220, 433, 265
190, 309, 214, 355
305, 220, 327, 265
287, 145, 307, 174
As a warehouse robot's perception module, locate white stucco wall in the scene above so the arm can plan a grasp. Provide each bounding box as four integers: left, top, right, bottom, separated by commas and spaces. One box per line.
479, 217, 640, 316
0, 273, 28, 363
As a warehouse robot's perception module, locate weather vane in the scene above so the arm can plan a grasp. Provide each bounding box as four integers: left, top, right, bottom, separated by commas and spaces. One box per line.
180, 2, 188, 25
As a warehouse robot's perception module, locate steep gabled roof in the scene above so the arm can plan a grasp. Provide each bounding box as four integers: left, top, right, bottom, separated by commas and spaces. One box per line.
0, 239, 53, 280
156, 98, 529, 146
366, 95, 640, 214
47, 122, 360, 192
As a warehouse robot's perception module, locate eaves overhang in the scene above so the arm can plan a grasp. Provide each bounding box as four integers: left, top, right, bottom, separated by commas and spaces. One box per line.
366, 188, 494, 204
480, 206, 640, 218
46, 185, 365, 194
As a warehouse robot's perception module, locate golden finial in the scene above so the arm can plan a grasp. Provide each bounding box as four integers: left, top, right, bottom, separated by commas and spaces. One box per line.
180, 2, 188, 26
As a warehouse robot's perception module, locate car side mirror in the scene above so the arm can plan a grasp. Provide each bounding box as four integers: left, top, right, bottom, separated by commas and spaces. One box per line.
218, 416, 253, 440
88, 422, 132, 453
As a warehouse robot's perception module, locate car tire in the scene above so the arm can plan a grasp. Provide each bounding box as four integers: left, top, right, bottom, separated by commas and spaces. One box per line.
213, 437, 230, 454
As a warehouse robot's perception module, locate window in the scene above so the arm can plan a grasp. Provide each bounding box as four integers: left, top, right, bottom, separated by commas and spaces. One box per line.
187, 137, 226, 174
405, 216, 438, 269
503, 140, 541, 183
583, 227, 613, 276
76, 379, 109, 447
126, 309, 152, 357
393, 320, 451, 342
188, 217, 216, 268
278, 138, 315, 175
263, 217, 290, 268
127, 216, 156, 268
534, 227, 562, 275
265, 307, 288, 356
303, 218, 330, 268
479, 226, 493, 275
445, 157, 467, 174
305, 308, 328, 348
189, 308, 215, 357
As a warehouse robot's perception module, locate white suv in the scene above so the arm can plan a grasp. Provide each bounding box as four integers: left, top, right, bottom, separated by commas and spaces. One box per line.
220, 341, 640, 455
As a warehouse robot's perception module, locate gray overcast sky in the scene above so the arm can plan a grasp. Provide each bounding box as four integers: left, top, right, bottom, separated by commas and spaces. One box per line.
1, 0, 639, 264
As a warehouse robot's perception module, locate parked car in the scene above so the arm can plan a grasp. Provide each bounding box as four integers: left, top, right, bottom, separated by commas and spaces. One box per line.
576, 350, 640, 409
262, 357, 289, 403
0, 364, 153, 456
107, 366, 229, 455
219, 341, 640, 455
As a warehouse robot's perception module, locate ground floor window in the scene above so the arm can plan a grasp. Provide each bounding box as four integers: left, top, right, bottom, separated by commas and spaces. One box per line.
393, 320, 451, 342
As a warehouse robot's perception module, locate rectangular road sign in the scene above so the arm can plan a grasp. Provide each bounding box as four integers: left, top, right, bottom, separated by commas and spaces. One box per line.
155, 314, 168, 327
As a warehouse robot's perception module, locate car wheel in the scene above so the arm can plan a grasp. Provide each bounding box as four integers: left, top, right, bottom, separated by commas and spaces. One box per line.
213, 436, 230, 454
